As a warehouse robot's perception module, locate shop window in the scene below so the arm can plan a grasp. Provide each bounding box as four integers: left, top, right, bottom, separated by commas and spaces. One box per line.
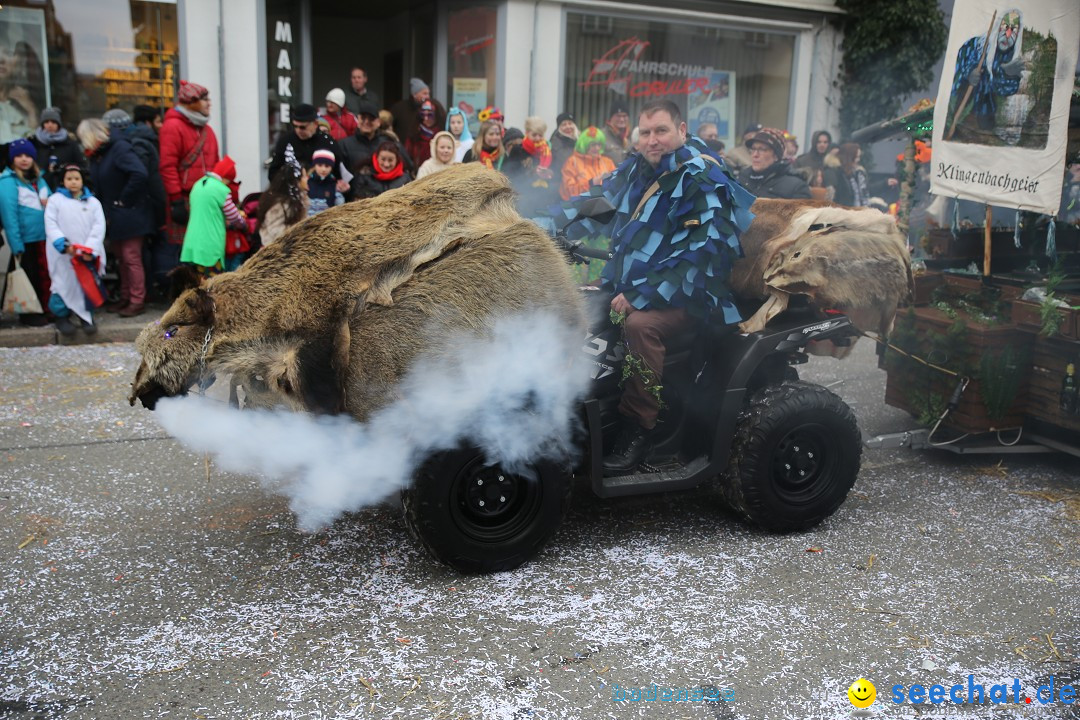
446, 6, 496, 136
0, 0, 178, 144
564, 11, 796, 150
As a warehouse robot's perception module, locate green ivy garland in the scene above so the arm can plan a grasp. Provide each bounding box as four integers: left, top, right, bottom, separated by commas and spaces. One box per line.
610, 310, 665, 408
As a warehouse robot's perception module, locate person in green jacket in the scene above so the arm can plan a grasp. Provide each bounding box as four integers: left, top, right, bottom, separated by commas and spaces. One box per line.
180, 156, 245, 277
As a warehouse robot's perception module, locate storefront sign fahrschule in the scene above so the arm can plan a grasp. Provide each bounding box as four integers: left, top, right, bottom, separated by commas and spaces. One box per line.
580, 38, 717, 98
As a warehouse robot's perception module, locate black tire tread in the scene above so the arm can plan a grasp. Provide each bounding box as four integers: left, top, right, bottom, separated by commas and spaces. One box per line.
402, 455, 572, 573
719, 381, 861, 531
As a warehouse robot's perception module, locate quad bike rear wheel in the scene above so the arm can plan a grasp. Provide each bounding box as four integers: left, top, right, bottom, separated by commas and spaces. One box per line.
719, 381, 861, 531
402, 448, 572, 573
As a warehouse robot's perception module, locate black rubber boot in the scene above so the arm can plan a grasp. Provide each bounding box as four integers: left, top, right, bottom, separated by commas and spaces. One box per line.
55, 315, 77, 336
602, 420, 654, 476
82, 316, 98, 335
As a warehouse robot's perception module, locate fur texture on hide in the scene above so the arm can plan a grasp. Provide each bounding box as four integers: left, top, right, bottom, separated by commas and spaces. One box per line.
731, 199, 912, 337
130, 164, 585, 420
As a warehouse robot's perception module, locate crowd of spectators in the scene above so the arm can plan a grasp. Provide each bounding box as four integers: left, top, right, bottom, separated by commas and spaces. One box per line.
0, 64, 895, 335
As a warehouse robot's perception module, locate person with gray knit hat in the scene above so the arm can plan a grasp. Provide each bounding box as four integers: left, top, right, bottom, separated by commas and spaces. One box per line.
40, 107, 62, 126
28, 105, 84, 191
102, 108, 133, 131
388, 77, 445, 142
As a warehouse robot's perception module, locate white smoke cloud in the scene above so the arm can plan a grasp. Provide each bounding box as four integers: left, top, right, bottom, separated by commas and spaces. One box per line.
154, 312, 591, 531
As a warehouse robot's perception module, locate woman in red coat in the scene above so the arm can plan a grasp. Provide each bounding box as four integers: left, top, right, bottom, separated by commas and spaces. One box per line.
159, 80, 220, 248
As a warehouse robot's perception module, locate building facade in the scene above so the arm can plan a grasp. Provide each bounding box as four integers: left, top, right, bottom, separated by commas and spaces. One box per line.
0, 0, 845, 191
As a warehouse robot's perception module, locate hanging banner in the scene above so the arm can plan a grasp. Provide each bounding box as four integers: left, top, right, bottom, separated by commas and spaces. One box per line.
930, 0, 1079, 215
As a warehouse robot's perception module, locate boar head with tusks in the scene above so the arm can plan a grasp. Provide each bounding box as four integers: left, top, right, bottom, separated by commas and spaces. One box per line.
129, 164, 585, 419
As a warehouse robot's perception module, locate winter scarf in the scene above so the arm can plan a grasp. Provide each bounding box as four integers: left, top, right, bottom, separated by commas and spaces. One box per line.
478, 144, 504, 171
522, 137, 552, 169
522, 136, 552, 187
174, 104, 210, 128
35, 126, 69, 145
372, 154, 405, 182
418, 121, 437, 141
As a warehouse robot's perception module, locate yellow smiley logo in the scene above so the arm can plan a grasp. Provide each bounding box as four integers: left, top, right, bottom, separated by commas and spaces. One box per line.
847, 678, 877, 708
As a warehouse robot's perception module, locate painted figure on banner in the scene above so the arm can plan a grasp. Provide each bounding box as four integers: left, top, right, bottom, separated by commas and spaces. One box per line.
946, 8, 1058, 148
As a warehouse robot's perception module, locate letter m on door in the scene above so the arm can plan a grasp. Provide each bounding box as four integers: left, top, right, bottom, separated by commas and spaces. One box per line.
275, 21, 292, 43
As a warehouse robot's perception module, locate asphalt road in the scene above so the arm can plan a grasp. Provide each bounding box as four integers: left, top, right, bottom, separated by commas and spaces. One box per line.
1, 338, 1077, 719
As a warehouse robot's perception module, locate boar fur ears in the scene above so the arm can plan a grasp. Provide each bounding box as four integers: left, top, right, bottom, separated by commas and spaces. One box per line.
168, 264, 205, 300
184, 287, 216, 326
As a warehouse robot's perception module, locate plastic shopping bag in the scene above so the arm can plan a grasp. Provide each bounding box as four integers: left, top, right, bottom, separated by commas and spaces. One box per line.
3, 257, 44, 314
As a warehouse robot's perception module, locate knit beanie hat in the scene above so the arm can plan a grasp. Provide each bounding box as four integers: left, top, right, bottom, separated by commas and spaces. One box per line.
418, 100, 435, 116
133, 105, 161, 124
311, 149, 336, 166
608, 100, 630, 119
102, 108, 132, 130
213, 155, 236, 181
745, 127, 786, 160
177, 80, 209, 104
291, 103, 318, 122
325, 88, 346, 108
8, 138, 36, 162
40, 107, 62, 125
409, 77, 429, 96
354, 99, 379, 119
556, 112, 575, 127
574, 126, 607, 155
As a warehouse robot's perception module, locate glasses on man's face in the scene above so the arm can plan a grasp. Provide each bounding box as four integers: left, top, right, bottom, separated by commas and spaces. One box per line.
749, 145, 772, 155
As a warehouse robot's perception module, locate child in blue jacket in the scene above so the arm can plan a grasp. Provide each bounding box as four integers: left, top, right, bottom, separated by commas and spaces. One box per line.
0, 138, 52, 326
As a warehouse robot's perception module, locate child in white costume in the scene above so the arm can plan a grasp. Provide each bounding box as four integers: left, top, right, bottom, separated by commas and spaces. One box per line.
44, 165, 106, 335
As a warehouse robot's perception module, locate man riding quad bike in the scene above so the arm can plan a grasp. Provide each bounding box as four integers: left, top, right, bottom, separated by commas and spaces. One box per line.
402, 102, 877, 574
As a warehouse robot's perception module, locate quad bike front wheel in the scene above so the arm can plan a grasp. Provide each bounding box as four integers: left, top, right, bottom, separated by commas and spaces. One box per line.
402, 448, 572, 573
719, 381, 861, 531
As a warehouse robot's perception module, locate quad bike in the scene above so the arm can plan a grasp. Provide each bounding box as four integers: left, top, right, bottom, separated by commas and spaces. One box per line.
402, 199, 863, 573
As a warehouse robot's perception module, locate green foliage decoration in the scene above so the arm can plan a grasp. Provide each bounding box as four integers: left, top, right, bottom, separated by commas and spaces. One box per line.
610, 309, 664, 408
885, 308, 972, 427
835, 0, 948, 137
620, 351, 665, 409
1039, 261, 1066, 337
977, 345, 1028, 421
